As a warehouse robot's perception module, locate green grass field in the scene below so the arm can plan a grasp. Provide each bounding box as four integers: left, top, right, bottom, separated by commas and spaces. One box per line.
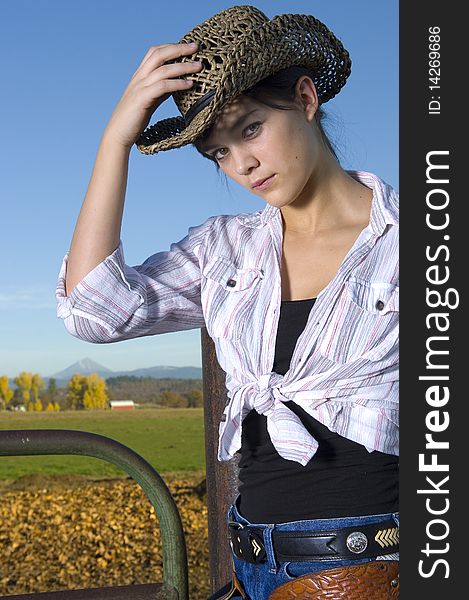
0, 408, 205, 482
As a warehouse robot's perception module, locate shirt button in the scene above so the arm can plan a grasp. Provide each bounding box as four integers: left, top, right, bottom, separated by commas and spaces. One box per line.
376, 300, 385, 311
226, 279, 236, 287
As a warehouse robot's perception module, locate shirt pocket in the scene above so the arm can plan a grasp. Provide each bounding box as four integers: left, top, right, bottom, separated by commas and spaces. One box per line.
201, 256, 264, 340
317, 278, 399, 364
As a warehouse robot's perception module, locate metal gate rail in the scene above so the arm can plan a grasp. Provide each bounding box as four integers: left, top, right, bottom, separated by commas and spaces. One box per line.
0, 429, 188, 600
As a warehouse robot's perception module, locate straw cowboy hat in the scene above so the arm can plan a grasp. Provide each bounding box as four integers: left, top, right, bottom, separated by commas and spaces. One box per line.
136, 4, 351, 155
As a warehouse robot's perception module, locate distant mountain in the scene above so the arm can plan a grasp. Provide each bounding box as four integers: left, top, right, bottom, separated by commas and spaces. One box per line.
112, 365, 202, 379
51, 358, 113, 382
50, 358, 202, 386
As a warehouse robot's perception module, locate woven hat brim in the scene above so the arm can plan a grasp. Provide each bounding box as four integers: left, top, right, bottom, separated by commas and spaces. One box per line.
136, 104, 213, 155
136, 12, 351, 155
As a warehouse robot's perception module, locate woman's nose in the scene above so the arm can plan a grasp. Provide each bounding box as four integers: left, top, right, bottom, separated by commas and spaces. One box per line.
234, 150, 259, 175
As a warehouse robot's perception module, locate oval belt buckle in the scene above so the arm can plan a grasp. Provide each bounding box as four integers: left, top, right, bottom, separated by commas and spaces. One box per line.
346, 531, 368, 554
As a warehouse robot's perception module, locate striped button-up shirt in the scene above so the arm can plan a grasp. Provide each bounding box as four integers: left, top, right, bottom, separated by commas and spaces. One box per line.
56, 170, 399, 465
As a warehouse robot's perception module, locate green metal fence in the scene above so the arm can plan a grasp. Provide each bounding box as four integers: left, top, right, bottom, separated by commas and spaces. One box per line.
0, 429, 188, 600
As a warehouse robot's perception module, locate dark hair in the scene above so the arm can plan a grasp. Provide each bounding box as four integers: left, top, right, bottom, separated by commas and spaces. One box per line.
192, 66, 339, 169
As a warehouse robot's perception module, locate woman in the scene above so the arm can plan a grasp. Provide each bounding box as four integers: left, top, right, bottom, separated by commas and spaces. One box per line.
56, 5, 399, 599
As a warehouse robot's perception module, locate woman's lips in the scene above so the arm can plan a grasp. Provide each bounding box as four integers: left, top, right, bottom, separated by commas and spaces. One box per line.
253, 174, 276, 190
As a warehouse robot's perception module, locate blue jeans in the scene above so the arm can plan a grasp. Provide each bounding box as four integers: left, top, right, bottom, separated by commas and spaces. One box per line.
227, 496, 399, 600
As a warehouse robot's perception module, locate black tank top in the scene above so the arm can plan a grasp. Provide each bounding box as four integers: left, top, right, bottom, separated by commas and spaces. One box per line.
237, 297, 399, 524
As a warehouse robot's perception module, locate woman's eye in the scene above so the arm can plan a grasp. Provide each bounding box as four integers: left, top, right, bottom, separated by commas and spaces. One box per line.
211, 122, 262, 161
245, 122, 261, 136
213, 147, 228, 161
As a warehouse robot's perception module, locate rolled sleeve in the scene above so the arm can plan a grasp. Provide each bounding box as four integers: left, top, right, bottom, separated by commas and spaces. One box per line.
56, 218, 215, 343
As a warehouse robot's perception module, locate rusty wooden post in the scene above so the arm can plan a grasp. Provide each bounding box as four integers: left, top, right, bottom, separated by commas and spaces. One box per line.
201, 327, 240, 593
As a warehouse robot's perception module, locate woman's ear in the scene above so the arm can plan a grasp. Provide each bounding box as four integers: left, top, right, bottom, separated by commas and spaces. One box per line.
294, 76, 319, 122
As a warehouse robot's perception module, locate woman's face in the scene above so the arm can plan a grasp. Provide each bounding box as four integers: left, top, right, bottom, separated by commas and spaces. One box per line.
198, 79, 324, 209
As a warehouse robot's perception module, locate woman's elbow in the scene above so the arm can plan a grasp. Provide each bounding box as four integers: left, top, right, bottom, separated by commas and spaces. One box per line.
61, 313, 121, 344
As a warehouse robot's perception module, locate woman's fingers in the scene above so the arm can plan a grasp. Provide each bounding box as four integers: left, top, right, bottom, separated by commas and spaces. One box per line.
104, 42, 200, 149
133, 44, 172, 74
133, 60, 202, 111
137, 75, 199, 112
135, 42, 198, 79
141, 60, 202, 88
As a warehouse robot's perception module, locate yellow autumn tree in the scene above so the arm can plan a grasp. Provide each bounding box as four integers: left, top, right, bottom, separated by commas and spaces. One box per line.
82, 389, 93, 410
14, 371, 33, 407
33, 399, 44, 411
0, 375, 14, 410
31, 374, 44, 403
67, 373, 108, 410
83, 373, 108, 410
67, 374, 87, 410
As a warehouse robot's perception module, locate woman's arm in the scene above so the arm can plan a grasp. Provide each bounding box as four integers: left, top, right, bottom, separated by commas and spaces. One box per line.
65, 133, 129, 294
65, 42, 202, 295
56, 217, 217, 343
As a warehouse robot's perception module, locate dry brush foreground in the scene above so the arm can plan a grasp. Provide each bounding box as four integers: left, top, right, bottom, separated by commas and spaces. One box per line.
0, 475, 212, 599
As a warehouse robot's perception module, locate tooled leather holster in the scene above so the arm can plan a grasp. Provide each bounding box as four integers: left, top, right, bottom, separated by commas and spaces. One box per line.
268, 560, 399, 600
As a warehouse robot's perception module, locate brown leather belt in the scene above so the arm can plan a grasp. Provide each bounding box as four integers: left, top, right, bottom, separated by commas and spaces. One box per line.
268, 560, 399, 600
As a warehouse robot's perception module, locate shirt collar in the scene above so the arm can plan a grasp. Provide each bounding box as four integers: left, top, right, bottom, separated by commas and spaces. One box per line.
235, 171, 398, 234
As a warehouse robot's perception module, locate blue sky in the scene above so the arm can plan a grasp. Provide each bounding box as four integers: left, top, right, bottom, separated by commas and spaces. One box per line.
0, 1, 398, 378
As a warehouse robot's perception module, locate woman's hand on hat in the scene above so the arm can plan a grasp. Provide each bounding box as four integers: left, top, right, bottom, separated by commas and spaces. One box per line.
103, 42, 202, 150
